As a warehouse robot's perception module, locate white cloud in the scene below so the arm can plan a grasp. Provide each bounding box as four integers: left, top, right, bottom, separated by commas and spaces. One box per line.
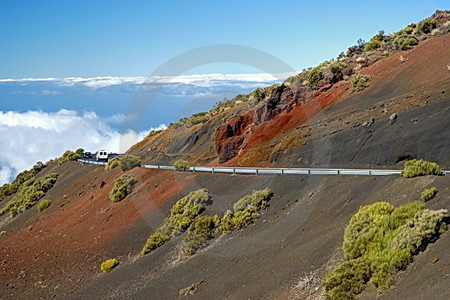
0, 72, 294, 90
0, 109, 165, 185
41, 89, 61, 95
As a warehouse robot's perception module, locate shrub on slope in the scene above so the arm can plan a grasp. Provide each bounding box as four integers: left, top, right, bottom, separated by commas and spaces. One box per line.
0, 173, 59, 217
58, 148, 84, 165
323, 201, 447, 299
0, 162, 47, 202
109, 174, 138, 202
141, 189, 211, 254
400, 159, 442, 178
218, 188, 273, 234
105, 155, 142, 172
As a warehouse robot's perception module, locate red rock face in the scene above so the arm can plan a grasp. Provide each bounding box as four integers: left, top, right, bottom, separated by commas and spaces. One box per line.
215, 84, 300, 163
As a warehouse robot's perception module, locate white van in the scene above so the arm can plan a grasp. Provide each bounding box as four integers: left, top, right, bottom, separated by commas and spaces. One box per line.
96, 150, 108, 161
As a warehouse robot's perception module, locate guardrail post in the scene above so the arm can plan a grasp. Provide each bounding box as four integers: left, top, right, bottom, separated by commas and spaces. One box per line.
337, 170, 340, 175
212, 168, 215, 174
193, 167, 195, 172
256, 169, 259, 176
369, 170, 372, 175
233, 168, 236, 174
308, 170, 311, 175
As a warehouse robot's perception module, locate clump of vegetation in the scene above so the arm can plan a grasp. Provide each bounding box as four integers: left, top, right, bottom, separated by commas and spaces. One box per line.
174, 159, 189, 171
141, 232, 169, 253
141, 189, 211, 255
118, 155, 141, 171
146, 129, 164, 139
37, 199, 52, 212
100, 258, 119, 273
421, 187, 438, 201
182, 215, 220, 255
417, 18, 437, 34
400, 159, 442, 178
105, 157, 121, 171
0, 162, 47, 202
0, 173, 59, 217
57, 148, 84, 165
104, 155, 141, 172
218, 188, 273, 234
364, 30, 385, 51
352, 75, 370, 91
323, 201, 448, 299
345, 39, 367, 57
393, 35, 418, 50
109, 174, 138, 203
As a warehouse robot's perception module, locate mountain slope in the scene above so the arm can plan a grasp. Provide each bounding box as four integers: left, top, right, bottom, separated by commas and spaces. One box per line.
1, 11, 449, 300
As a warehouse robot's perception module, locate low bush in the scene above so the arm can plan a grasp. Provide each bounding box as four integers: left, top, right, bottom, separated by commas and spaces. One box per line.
37, 199, 52, 212
146, 129, 164, 139
218, 188, 273, 234
58, 148, 83, 165
118, 155, 141, 171
109, 174, 138, 202
100, 258, 119, 273
0, 173, 58, 217
420, 187, 438, 201
182, 215, 220, 255
417, 18, 437, 34
105, 155, 141, 172
323, 201, 447, 299
352, 75, 369, 91
105, 157, 121, 171
400, 159, 442, 178
393, 35, 418, 50
0, 162, 47, 202
174, 160, 189, 171
364, 30, 385, 51
141, 189, 211, 255
141, 232, 169, 254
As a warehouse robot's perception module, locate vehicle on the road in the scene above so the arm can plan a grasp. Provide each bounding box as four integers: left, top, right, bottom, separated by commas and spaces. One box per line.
96, 150, 108, 161
82, 152, 93, 159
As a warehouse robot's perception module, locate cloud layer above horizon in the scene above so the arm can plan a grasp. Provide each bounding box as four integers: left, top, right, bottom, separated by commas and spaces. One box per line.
0, 73, 290, 95
0, 109, 165, 185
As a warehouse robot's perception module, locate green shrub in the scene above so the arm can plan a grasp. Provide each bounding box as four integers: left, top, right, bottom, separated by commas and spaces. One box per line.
417, 18, 437, 34
0, 173, 58, 217
109, 174, 138, 202
323, 201, 447, 299
105, 157, 121, 171
100, 258, 119, 273
182, 215, 220, 255
141, 189, 211, 255
146, 129, 164, 139
352, 75, 369, 91
323, 258, 370, 300
118, 155, 141, 171
306, 67, 324, 89
174, 160, 189, 171
400, 159, 442, 178
37, 199, 52, 212
393, 35, 418, 50
57, 149, 83, 165
0, 162, 47, 202
421, 187, 438, 201
364, 30, 385, 51
141, 232, 169, 254
218, 189, 273, 234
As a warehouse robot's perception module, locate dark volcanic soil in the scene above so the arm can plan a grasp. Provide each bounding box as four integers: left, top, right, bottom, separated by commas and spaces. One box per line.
54, 172, 449, 300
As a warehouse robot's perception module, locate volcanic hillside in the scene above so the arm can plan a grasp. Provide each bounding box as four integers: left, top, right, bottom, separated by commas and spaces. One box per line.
0, 10, 449, 300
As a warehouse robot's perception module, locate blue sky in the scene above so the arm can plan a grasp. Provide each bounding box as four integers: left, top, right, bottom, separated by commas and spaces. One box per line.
1, 0, 448, 78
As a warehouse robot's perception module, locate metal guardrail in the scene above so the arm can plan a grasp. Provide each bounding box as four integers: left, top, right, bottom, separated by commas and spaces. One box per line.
77, 159, 417, 176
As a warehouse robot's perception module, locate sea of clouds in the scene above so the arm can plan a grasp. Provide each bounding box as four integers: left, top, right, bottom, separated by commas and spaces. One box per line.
0, 109, 165, 185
